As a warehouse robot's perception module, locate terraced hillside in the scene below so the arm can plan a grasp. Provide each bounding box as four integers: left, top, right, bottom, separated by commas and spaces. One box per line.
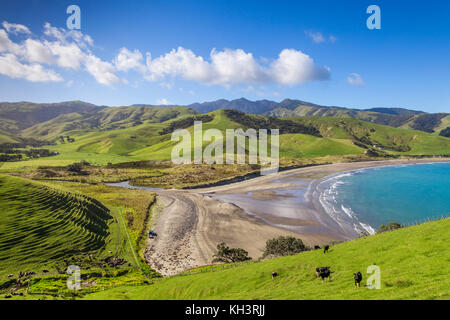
0, 175, 112, 278
84, 218, 450, 300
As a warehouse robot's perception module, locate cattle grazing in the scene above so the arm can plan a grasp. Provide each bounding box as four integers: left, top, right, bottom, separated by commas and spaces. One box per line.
314, 245, 320, 250
323, 245, 329, 254
354, 272, 363, 287
272, 272, 279, 279
315, 266, 331, 281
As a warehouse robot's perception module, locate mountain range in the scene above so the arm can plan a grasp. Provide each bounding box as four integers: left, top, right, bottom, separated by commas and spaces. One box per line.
0, 98, 449, 142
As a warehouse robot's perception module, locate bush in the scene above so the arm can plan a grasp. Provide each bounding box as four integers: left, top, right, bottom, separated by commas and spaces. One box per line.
378, 221, 403, 233
263, 236, 308, 258
439, 127, 450, 138
212, 242, 251, 263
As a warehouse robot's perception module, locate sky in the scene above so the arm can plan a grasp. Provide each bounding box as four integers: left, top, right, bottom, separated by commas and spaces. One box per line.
0, 0, 449, 112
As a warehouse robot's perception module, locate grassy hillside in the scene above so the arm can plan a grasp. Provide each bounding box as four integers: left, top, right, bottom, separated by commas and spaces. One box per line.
84, 218, 450, 300
2, 109, 450, 174
287, 116, 450, 156
0, 175, 113, 279
21, 106, 197, 140
0, 101, 100, 132
0, 129, 22, 144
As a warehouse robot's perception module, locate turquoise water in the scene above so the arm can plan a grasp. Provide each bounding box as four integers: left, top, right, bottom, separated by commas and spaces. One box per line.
319, 162, 450, 233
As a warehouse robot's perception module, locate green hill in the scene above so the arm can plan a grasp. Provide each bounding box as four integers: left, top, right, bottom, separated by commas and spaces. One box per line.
21, 105, 198, 140
0, 175, 113, 279
84, 218, 450, 300
287, 116, 450, 156
2, 108, 450, 172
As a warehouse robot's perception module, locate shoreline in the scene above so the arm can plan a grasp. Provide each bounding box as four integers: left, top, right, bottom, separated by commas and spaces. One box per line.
113, 158, 450, 275
193, 158, 450, 239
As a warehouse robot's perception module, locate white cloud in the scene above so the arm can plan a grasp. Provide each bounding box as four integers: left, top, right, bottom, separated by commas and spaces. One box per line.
0, 21, 121, 85
305, 31, 325, 43
43, 23, 93, 48
143, 46, 329, 86
305, 30, 337, 44
0, 20, 331, 88
2, 21, 31, 34
24, 39, 54, 64
85, 54, 121, 85
347, 73, 365, 87
46, 41, 85, 69
114, 47, 145, 72
0, 53, 62, 82
156, 98, 171, 105
145, 47, 211, 83
0, 30, 22, 54
271, 49, 330, 84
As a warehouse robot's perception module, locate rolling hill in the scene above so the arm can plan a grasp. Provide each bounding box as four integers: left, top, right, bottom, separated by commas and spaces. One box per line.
1, 99, 449, 140
1, 108, 450, 172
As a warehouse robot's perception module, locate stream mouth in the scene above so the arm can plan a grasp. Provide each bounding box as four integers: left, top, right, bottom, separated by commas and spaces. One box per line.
105, 180, 162, 191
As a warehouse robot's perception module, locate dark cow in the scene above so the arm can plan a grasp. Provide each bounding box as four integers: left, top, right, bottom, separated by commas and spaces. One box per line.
316, 267, 331, 281
314, 245, 320, 250
272, 272, 279, 279
323, 245, 329, 254
354, 272, 363, 287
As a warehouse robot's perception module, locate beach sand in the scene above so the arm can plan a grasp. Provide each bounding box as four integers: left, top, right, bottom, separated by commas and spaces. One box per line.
145, 158, 449, 276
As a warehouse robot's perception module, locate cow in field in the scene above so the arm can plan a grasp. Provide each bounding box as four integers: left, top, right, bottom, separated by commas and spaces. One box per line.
316, 267, 331, 281
323, 245, 329, 254
354, 272, 362, 287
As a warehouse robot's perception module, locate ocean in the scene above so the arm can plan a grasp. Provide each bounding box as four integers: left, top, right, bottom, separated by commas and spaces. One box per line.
317, 162, 450, 235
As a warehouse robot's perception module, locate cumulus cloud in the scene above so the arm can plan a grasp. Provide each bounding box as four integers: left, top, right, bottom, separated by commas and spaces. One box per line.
347, 73, 365, 87
85, 54, 121, 85
0, 21, 121, 85
0, 20, 331, 87
0, 53, 62, 82
2, 21, 31, 34
271, 49, 330, 84
141, 47, 329, 86
114, 47, 145, 72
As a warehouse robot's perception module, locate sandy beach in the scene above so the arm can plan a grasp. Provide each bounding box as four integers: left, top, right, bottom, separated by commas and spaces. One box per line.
144, 158, 449, 275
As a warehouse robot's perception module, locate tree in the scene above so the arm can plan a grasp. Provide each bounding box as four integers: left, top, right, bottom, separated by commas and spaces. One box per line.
263, 236, 308, 258
212, 242, 251, 263
378, 222, 402, 233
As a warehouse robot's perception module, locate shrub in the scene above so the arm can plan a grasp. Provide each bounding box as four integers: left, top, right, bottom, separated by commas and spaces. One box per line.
378, 221, 403, 233
263, 236, 307, 258
439, 127, 450, 138
212, 242, 251, 263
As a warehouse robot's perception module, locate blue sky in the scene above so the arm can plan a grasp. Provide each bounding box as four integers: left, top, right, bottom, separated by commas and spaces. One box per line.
0, 0, 449, 112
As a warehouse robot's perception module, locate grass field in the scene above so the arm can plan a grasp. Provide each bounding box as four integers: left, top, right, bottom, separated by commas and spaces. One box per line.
0, 175, 162, 297
83, 218, 450, 300
0, 175, 114, 280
